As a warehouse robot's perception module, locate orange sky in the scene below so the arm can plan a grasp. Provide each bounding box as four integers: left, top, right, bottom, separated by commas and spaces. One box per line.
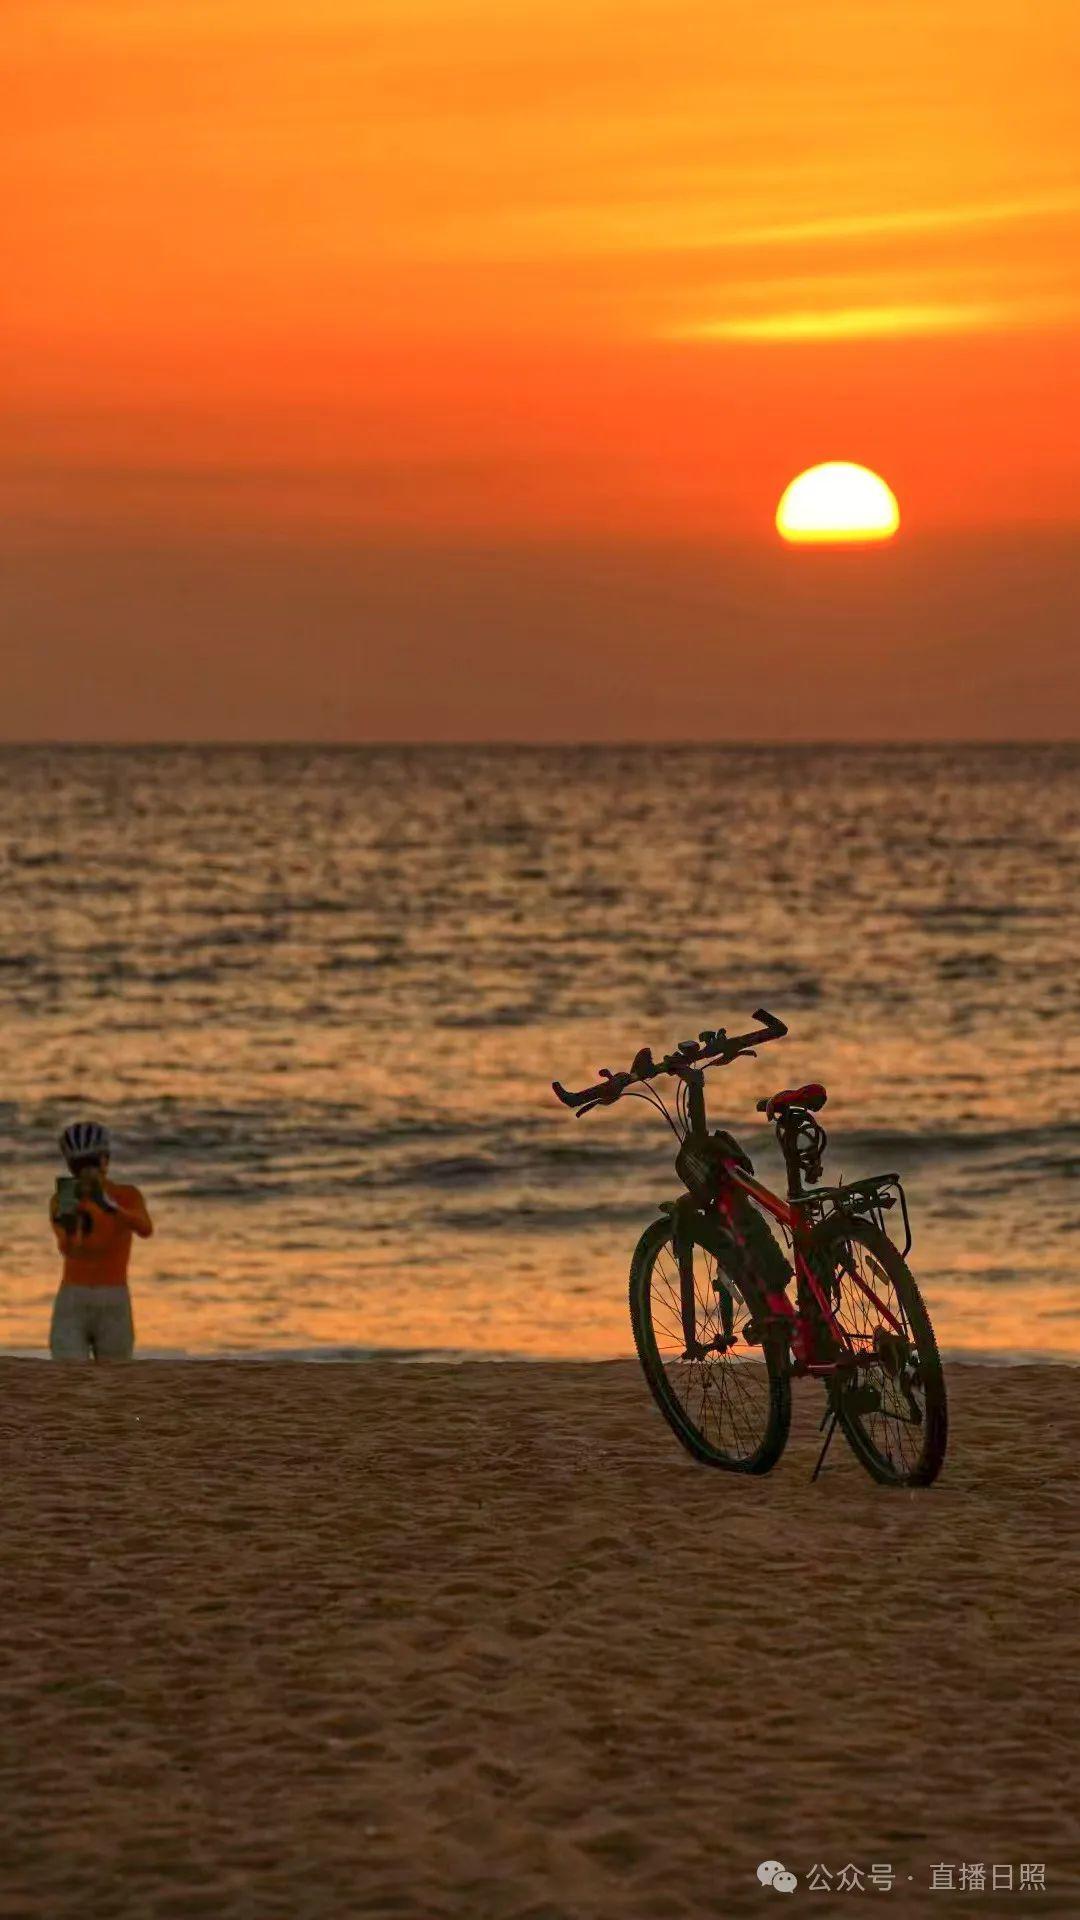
3, 1, 1079, 737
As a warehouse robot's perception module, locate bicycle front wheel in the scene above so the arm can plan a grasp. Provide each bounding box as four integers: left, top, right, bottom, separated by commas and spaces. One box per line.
807, 1213, 948, 1487
629, 1216, 791, 1473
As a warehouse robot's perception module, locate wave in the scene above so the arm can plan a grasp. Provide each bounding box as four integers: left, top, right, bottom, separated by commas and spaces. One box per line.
0, 1342, 538, 1364
832, 1121, 1078, 1162
4, 1342, 1077, 1368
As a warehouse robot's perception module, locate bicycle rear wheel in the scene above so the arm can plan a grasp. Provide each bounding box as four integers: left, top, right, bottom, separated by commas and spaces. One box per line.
807, 1213, 948, 1487
629, 1216, 791, 1472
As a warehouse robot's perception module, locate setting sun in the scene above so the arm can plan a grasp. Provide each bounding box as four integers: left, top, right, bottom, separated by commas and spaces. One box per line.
776, 463, 901, 544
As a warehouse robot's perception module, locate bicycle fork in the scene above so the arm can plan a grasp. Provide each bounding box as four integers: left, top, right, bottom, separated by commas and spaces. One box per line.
677, 1229, 700, 1356
668, 1200, 740, 1359
670, 1202, 848, 1481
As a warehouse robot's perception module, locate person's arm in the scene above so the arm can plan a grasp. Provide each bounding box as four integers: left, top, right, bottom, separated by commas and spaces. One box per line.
49, 1194, 72, 1255
100, 1186, 154, 1238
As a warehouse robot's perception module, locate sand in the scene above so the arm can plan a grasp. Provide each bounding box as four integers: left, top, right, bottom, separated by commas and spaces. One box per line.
0, 1358, 1077, 1919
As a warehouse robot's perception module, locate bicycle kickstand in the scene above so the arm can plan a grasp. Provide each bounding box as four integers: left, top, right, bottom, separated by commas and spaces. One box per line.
811, 1404, 840, 1483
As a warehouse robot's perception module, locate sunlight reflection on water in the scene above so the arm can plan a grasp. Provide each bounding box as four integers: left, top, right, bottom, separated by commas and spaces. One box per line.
0, 744, 1076, 1358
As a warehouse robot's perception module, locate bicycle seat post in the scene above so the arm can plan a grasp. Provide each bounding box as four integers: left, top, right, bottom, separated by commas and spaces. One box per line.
778, 1113, 805, 1202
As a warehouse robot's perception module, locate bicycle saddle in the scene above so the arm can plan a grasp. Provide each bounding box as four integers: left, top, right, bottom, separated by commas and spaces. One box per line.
759, 1083, 827, 1119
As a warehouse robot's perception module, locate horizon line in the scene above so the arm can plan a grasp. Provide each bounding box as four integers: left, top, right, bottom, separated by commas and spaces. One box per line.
0, 738, 1075, 752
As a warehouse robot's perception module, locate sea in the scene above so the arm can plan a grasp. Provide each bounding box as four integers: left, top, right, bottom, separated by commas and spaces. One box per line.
0, 744, 1075, 1361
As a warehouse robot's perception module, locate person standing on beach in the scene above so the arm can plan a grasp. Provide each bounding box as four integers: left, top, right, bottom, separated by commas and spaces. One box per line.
48, 1122, 153, 1361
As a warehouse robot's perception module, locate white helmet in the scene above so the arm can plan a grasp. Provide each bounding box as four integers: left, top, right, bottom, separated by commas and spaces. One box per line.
60, 1120, 112, 1169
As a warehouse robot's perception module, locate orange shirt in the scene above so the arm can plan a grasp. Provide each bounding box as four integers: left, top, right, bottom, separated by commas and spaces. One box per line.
50, 1181, 153, 1288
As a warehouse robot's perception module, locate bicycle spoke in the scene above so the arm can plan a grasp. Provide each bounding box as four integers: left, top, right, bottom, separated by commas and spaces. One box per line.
819, 1224, 941, 1483
649, 1238, 776, 1465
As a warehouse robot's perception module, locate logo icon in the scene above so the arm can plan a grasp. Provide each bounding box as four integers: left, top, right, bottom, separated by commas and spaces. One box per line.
758, 1860, 798, 1893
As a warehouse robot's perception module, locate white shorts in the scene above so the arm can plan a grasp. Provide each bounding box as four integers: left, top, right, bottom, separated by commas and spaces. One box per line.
50, 1285, 135, 1361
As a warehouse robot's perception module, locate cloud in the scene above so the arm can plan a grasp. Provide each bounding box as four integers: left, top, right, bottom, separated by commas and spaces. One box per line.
432, 188, 1080, 263
670, 190, 1080, 256
671, 300, 1072, 343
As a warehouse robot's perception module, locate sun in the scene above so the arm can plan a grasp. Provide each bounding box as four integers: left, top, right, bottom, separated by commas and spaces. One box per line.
776, 462, 900, 544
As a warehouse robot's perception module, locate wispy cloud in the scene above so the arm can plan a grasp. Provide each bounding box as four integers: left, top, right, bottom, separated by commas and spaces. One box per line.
436, 187, 1080, 262
672, 300, 1067, 343
685, 190, 1080, 255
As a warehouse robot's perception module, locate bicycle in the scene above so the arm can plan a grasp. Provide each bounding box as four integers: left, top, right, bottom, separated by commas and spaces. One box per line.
552, 1010, 948, 1487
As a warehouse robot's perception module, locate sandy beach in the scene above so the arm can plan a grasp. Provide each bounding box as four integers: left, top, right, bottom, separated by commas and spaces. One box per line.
1, 1358, 1076, 1918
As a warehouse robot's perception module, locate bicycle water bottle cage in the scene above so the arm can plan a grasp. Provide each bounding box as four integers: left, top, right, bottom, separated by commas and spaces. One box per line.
772, 1113, 822, 1182
790, 1113, 828, 1184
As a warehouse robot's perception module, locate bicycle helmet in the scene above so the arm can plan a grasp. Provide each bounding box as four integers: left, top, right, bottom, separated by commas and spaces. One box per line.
60, 1120, 112, 1169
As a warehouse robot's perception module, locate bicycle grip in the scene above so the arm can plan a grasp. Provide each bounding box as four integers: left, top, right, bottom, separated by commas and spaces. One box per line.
552, 1072, 629, 1110
552, 1080, 595, 1108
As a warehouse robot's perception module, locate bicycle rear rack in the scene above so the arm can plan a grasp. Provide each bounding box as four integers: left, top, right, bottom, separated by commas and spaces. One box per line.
795, 1173, 912, 1259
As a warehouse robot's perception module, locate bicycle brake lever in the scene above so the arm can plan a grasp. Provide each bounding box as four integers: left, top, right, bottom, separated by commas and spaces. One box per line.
598, 1071, 631, 1103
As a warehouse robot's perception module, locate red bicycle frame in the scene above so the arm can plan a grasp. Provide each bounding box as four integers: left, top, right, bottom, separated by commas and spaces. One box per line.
715, 1157, 906, 1374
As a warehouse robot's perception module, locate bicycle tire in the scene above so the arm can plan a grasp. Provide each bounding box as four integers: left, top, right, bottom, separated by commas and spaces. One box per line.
629, 1215, 791, 1473
806, 1212, 948, 1487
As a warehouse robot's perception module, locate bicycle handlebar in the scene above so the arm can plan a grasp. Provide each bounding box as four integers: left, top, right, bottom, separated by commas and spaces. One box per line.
552, 1008, 788, 1116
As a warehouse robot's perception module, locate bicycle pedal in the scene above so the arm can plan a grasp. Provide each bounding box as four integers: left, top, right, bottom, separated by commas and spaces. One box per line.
741, 1316, 790, 1348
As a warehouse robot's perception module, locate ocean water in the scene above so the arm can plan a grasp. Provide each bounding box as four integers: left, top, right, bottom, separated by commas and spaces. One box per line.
0, 744, 1075, 1361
